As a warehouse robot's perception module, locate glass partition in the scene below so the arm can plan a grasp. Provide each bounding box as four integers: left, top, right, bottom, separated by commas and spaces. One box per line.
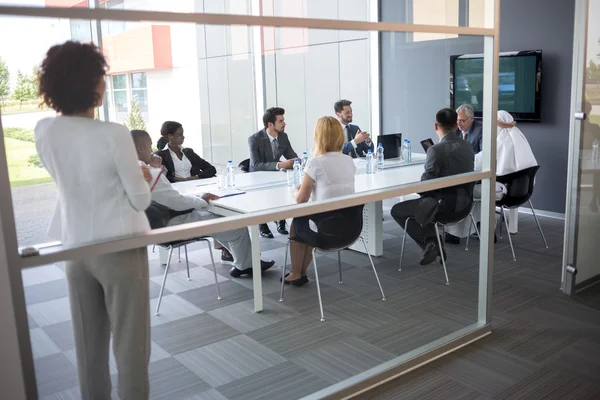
0, 1, 498, 398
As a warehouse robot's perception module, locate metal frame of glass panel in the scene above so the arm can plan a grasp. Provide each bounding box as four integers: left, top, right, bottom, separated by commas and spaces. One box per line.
0, 1, 499, 397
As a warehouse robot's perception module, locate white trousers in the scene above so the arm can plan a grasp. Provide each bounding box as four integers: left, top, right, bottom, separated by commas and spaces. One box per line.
65, 247, 150, 400
167, 211, 252, 270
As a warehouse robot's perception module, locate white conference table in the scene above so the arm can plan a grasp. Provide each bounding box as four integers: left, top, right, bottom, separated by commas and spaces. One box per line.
176, 156, 426, 312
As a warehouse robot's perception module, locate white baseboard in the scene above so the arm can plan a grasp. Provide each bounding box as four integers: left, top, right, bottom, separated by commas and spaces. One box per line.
518, 207, 565, 220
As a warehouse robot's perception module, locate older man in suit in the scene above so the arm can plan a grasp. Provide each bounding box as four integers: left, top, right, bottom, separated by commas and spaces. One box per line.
456, 103, 483, 154
248, 107, 298, 238
335, 99, 374, 158
391, 108, 475, 265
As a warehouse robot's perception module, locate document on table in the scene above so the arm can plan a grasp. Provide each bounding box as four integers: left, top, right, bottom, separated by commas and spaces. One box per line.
209, 188, 246, 198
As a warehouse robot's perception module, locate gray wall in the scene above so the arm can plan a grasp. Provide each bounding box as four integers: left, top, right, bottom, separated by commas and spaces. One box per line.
380, 0, 575, 214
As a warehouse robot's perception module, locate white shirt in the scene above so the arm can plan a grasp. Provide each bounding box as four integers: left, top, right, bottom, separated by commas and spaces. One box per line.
341, 123, 358, 149
35, 116, 151, 245
304, 152, 356, 202
151, 173, 208, 211
169, 147, 192, 179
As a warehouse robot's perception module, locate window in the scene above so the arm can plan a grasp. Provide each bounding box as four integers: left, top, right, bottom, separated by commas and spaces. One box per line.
108, 72, 148, 124
408, 0, 486, 42
130, 72, 148, 112
111, 74, 128, 121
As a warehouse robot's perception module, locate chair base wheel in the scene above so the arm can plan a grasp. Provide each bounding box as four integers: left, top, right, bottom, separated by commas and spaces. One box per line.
338, 281, 343, 285
217, 296, 222, 300
445, 282, 450, 286
187, 278, 191, 281
382, 297, 387, 301
320, 318, 325, 322
155, 312, 160, 316
278, 298, 284, 302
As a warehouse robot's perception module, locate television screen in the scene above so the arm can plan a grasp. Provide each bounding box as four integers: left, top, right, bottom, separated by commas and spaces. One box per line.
450, 50, 542, 122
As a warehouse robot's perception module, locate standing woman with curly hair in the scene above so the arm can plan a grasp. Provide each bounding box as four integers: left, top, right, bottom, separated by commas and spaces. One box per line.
35, 41, 152, 399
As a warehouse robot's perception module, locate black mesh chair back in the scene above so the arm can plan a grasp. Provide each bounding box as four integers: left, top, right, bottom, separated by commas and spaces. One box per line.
434, 182, 476, 225
314, 205, 364, 250
145, 201, 172, 230
238, 158, 250, 172
496, 165, 539, 209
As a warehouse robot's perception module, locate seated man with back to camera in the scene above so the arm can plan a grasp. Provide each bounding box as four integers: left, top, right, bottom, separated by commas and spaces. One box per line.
390, 108, 474, 265
445, 103, 483, 244
334, 99, 374, 158
132, 130, 275, 278
248, 107, 298, 238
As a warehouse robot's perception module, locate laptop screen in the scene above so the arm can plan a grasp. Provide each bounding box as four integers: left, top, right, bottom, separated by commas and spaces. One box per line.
377, 134, 402, 159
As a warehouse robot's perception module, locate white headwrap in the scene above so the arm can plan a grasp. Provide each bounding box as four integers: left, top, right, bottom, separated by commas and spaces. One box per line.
475, 110, 538, 175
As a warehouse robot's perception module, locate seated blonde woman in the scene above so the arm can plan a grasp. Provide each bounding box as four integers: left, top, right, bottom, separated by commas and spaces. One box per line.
284, 116, 356, 286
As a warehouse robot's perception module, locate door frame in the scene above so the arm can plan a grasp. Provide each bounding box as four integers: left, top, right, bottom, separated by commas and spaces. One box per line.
562, 0, 589, 294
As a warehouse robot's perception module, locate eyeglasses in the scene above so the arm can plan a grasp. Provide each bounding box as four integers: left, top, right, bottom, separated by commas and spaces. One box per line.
457, 118, 471, 124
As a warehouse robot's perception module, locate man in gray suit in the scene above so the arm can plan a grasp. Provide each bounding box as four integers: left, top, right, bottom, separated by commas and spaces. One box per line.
248, 107, 298, 237
335, 99, 374, 158
391, 108, 475, 265
456, 103, 483, 154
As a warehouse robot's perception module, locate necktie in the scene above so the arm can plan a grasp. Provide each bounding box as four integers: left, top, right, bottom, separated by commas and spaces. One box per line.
346, 126, 357, 158
272, 137, 279, 160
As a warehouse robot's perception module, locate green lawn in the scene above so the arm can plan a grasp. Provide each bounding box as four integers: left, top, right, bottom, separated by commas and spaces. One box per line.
4, 137, 53, 187
1, 99, 49, 115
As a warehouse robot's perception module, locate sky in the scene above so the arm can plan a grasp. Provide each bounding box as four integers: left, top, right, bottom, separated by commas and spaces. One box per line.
0, 0, 72, 88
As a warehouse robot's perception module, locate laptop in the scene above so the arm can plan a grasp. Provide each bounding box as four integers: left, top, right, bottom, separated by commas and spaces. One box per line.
377, 133, 403, 159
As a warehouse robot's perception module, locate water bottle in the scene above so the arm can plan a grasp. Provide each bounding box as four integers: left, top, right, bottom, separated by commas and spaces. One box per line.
301, 151, 309, 173
406, 140, 412, 163
376, 142, 384, 171
226, 160, 235, 187
366, 150, 373, 174
593, 139, 599, 163
293, 158, 302, 186
402, 140, 410, 164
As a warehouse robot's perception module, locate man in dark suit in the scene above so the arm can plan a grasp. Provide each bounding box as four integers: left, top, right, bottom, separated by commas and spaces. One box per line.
456, 103, 483, 154
391, 108, 475, 265
334, 99, 374, 158
248, 107, 298, 238
444, 103, 482, 244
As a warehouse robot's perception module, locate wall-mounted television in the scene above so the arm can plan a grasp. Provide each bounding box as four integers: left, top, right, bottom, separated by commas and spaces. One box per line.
450, 50, 542, 122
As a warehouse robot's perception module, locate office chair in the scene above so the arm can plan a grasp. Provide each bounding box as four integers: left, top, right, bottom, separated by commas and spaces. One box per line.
398, 183, 475, 285
145, 202, 222, 316
154, 237, 221, 316
495, 165, 548, 261
238, 158, 250, 172
278, 205, 386, 322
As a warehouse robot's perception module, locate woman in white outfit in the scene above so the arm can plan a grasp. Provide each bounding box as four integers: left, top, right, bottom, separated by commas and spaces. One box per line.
35, 41, 152, 399
284, 116, 356, 285
446, 110, 538, 238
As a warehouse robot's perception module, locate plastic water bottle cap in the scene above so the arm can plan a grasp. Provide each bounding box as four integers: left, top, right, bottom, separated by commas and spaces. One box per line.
378, 143, 383, 147
368, 149, 372, 153
227, 160, 232, 163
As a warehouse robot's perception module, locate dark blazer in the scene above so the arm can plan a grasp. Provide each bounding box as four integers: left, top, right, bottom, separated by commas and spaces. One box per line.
420, 133, 475, 215
342, 124, 374, 158
155, 147, 217, 183
456, 119, 483, 153
248, 129, 298, 172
